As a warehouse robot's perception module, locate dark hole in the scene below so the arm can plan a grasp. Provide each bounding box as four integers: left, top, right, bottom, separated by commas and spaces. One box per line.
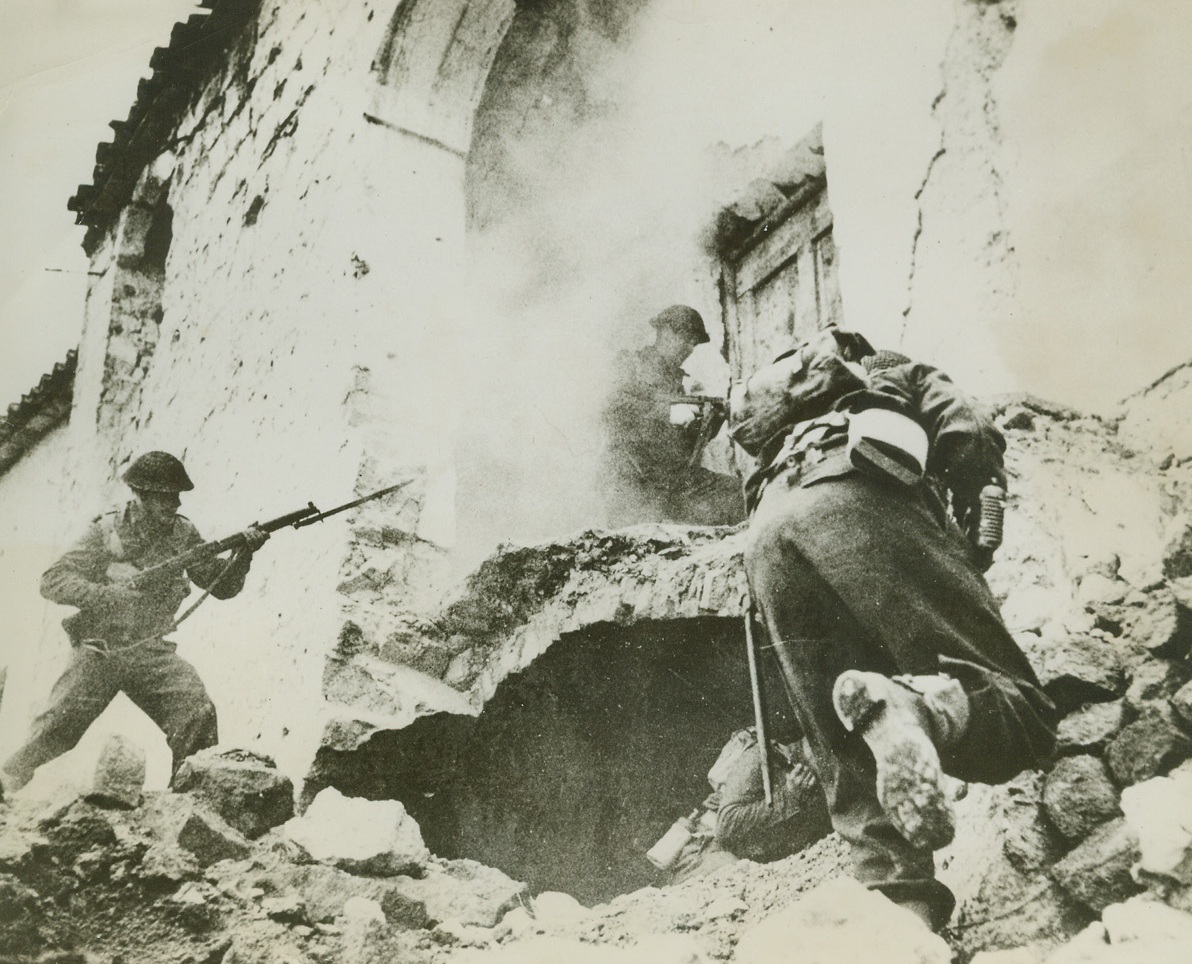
306, 617, 804, 904
140, 202, 173, 274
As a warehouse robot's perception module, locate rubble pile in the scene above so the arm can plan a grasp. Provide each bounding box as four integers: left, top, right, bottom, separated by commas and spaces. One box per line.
6, 381, 1192, 962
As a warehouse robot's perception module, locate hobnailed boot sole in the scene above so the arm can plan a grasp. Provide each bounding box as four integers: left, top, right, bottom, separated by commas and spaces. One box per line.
832, 670, 955, 851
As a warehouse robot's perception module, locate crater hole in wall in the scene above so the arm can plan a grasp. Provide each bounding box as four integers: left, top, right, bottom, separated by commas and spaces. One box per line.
305, 616, 809, 905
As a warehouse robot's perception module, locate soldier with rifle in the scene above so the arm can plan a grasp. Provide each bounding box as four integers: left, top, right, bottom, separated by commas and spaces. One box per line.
0, 451, 405, 797
600, 304, 745, 527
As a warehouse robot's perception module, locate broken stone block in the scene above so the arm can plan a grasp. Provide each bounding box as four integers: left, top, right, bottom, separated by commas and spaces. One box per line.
376, 884, 432, 930
176, 808, 253, 867
1055, 700, 1124, 756
166, 880, 222, 932
0, 873, 42, 956
1049, 818, 1142, 912
84, 734, 146, 809
532, 890, 591, 930
139, 841, 200, 884
1119, 760, 1192, 885
262, 895, 308, 925
1105, 703, 1192, 786
939, 778, 1081, 959
1101, 893, 1192, 945
1162, 514, 1192, 580
1172, 679, 1192, 725
174, 748, 294, 839
391, 857, 527, 928
142, 792, 252, 867
1077, 573, 1128, 608
734, 877, 951, 964
1121, 589, 1192, 660
999, 407, 1035, 432
222, 920, 312, 964
317, 718, 378, 754
1125, 657, 1191, 711
1042, 756, 1121, 840
1031, 634, 1124, 713
284, 787, 428, 877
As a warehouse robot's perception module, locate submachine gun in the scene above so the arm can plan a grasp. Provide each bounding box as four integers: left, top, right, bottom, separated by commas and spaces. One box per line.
662, 394, 729, 472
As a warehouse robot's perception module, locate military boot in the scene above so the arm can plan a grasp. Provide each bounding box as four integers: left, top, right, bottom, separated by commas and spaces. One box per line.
832, 670, 970, 851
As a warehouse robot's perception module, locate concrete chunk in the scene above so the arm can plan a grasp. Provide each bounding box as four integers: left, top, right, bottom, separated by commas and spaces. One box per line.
1043, 756, 1121, 840
734, 877, 951, 964
284, 788, 429, 877
1055, 700, 1124, 756
173, 748, 294, 839
1120, 761, 1192, 885
85, 735, 146, 810
1050, 818, 1142, 912
1032, 634, 1124, 713
1105, 703, 1192, 786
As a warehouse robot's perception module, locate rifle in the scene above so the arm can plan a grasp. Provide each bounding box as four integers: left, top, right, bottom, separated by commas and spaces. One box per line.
118, 479, 415, 591
661, 393, 728, 412
744, 601, 774, 807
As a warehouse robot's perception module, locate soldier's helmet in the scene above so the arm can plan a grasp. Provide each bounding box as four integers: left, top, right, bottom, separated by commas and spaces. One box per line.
123, 451, 195, 492
649, 304, 709, 345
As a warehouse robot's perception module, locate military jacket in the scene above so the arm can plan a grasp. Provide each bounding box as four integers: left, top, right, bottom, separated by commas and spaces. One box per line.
41, 500, 250, 644
602, 345, 702, 484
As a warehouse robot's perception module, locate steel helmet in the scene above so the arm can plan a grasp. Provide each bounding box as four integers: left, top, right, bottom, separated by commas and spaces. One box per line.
648, 304, 709, 344
122, 451, 194, 492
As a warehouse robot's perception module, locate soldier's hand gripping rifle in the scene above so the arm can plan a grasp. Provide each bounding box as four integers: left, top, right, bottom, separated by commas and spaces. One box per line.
661, 395, 729, 472
117, 479, 415, 591
90, 481, 416, 648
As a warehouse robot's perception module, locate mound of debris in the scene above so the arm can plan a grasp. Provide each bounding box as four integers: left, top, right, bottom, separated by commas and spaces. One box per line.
7, 376, 1192, 963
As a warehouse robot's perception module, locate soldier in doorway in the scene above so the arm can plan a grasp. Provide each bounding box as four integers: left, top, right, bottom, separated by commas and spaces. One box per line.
601, 305, 745, 527
0, 452, 269, 797
650, 726, 828, 886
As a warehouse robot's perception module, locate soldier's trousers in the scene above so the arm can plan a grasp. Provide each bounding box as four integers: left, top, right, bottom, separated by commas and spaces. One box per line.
3, 641, 218, 785
744, 471, 1055, 926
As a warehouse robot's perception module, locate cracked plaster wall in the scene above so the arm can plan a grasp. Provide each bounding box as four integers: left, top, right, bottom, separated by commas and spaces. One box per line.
24, 0, 1192, 789
903, 0, 1192, 410
40, 0, 516, 786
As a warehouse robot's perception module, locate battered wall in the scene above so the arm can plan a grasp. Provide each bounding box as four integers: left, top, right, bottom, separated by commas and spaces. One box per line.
904, 0, 1192, 409
56, 0, 514, 781
33, 0, 1192, 784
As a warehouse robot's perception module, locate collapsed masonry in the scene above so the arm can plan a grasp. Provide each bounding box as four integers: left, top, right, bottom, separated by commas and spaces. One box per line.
303, 382, 1192, 928
7, 384, 1192, 963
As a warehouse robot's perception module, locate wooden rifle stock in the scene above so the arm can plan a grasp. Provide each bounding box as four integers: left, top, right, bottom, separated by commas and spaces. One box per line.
126, 503, 319, 589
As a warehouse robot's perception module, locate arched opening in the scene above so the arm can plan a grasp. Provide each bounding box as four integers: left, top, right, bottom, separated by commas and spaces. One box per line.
307, 617, 820, 904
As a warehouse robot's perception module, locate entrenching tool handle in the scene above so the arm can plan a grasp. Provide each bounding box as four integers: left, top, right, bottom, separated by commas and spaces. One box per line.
744, 602, 773, 807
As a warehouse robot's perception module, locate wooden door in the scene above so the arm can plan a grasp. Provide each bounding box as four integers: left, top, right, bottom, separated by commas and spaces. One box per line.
721, 180, 842, 383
